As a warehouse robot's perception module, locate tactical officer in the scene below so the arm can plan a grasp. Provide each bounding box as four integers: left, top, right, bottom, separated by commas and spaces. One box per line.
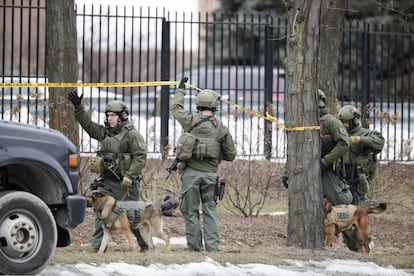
338, 105, 385, 206
319, 89, 353, 205
171, 77, 236, 252
337, 105, 384, 252
68, 91, 149, 252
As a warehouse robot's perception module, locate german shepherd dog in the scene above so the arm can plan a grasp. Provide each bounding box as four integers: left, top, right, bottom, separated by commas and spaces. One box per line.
323, 198, 386, 254
85, 189, 170, 254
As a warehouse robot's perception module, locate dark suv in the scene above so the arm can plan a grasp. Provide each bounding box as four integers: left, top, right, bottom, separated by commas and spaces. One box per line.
0, 120, 86, 275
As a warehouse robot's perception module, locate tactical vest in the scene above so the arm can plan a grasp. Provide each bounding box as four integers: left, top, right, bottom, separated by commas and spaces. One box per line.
97, 200, 152, 229
325, 204, 357, 232
175, 116, 221, 161
99, 122, 133, 177
348, 147, 378, 180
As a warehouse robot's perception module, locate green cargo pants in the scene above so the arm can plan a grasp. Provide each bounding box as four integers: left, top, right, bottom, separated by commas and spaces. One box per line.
179, 167, 219, 252
322, 170, 353, 205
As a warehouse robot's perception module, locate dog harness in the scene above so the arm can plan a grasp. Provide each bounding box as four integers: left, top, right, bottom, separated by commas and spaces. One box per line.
326, 204, 357, 232
96, 200, 152, 228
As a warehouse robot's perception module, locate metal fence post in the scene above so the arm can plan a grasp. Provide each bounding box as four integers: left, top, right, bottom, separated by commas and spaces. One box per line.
160, 19, 170, 159
264, 25, 274, 160
361, 28, 370, 128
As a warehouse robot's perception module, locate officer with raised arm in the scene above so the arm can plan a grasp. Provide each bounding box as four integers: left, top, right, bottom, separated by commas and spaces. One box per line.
170, 77, 236, 252
68, 91, 149, 252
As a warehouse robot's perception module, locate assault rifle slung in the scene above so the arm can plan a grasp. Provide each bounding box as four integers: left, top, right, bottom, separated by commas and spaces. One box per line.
166, 158, 180, 179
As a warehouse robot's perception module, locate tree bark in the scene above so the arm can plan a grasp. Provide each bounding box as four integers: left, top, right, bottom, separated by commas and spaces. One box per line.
318, 0, 348, 112
46, 0, 78, 145
284, 0, 325, 249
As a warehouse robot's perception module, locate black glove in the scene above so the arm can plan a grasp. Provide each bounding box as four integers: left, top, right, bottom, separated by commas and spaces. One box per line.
89, 181, 98, 190
178, 76, 188, 89
68, 91, 84, 106
282, 175, 289, 189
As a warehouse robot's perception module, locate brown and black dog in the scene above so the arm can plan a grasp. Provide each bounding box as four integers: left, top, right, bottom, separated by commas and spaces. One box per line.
85, 189, 170, 254
323, 198, 386, 254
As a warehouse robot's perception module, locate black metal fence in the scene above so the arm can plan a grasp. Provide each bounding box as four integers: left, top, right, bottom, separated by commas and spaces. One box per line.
1, 2, 413, 161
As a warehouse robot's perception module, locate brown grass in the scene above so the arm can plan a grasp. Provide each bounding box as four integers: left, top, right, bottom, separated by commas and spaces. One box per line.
53, 160, 414, 269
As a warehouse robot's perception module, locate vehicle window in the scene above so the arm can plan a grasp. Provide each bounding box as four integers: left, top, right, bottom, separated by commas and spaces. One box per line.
176, 67, 285, 115
188, 72, 230, 92
208, 72, 230, 91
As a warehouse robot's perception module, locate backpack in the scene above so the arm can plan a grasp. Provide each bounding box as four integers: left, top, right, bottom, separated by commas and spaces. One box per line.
175, 132, 197, 160
175, 116, 221, 161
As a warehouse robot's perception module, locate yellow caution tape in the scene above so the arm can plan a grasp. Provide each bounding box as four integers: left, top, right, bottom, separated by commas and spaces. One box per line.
220, 98, 320, 131
0, 81, 178, 88
1, 80, 320, 131
186, 83, 319, 131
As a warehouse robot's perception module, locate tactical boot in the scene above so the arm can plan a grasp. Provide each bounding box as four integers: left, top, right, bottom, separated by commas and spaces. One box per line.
139, 246, 149, 253
132, 228, 149, 252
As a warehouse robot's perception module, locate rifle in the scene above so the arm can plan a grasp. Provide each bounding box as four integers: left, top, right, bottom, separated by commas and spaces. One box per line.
166, 158, 180, 179
97, 150, 121, 180
214, 177, 226, 203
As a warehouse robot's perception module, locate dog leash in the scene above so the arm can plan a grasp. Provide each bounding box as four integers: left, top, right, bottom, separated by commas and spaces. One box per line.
120, 189, 130, 201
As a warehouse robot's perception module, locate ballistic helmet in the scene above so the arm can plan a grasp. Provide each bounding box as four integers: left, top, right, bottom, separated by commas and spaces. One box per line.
338, 105, 360, 122
196, 89, 220, 111
338, 105, 361, 131
106, 100, 129, 121
318, 89, 327, 108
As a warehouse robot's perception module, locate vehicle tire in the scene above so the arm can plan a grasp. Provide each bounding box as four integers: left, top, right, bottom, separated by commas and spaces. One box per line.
0, 191, 57, 275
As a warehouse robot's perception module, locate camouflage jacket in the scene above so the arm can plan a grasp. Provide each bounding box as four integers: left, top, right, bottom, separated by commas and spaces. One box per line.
345, 124, 385, 163
319, 107, 350, 167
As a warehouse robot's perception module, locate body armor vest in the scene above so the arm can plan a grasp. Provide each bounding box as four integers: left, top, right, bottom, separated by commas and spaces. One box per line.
99, 123, 133, 177
326, 204, 357, 232
189, 116, 221, 160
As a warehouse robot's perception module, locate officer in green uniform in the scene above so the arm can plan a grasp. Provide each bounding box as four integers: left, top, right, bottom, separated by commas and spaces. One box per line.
171, 77, 236, 252
68, 91, 149, 252
337, 105, 385, 252
338, 105, 385, 206
319, 89, 353, 205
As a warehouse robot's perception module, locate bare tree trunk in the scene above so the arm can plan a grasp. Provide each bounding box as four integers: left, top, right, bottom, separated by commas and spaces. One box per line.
284, 0, 325, 249
46, 0, 78, 145
318, 0, 348, 112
